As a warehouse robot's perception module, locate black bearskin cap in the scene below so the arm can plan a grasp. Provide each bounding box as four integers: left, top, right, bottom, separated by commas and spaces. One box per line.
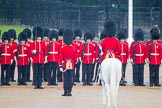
8, 29, 16, 40
104, 21, 116, 37
100, 31, 106, 40
33, 26, 43, 41
43, 28, 50, 37
84, 32, 93, 41
2, 32, 10, 42
150, 27, 160, 40
58, 28, 65, 36
49, 30, 58, 41
18, 32, 27, 43
63, 29, 74, 45
117, 29, 127, 40
91, 31, 96, 39
74, 29, 82, 38
23, 28, 31, 39
134, 29, 144, 41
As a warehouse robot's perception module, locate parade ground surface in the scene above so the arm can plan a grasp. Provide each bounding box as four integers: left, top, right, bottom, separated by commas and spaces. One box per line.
0, 63, 162, 108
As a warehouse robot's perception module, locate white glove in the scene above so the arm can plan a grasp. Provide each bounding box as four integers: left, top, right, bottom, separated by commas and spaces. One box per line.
145, 58, 149, 64
11, 59, 13, 65
130, 59, 134, 64
32, 50, 36, 54
30, 58, 33, 64
44, 56, 48, 64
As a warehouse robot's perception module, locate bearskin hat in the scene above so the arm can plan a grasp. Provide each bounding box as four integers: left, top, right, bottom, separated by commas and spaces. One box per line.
49, 30, 58, 41
18, 32, 27, 43
150, 27, 160, 40
74, 29, 82, 39
134, 29, 144, 41
8, 29, 16, 40
63, 29, 74, 45
58, 28, 65, 36
104, 21, 116, 37
23, 28, 31, 39
43, 27, 50, 37
84, 32, 93, 41
2, 32, 10, 42
100, 31, 106, 40
32, 26, 43, 41
117, 29, 127, 40
91, 31, 96, 40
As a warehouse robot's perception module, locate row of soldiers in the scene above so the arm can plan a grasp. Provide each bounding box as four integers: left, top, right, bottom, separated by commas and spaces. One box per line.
0, 21, 162, 92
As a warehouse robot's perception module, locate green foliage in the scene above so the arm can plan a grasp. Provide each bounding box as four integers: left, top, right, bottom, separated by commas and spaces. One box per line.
0, 25, 32, 38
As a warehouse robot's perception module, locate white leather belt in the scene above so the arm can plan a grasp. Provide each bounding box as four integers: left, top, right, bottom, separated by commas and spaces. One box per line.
121, 53, 126, 55
135, 54, 144, 56
84, 53, 92, 56
151, 53, 159, 56
1, 53, 11, 56
48, 52, 58, 54
18, 54, 27, 57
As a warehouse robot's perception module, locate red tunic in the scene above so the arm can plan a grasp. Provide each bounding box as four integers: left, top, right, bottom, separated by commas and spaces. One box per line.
72, 40, 83, 59
91, 41, 99, 60
48, 42, 61, 62
119, 41, 129, 64
31, 41, 47, 64
145, 40, 162, 65
0, 43, 14, 64
59, 44, 77, 70
17, 44, 30, 66
130, 41, 146, 64
9, 41, 18, 59
82, 43, 95, 64
100, 37, 121, 60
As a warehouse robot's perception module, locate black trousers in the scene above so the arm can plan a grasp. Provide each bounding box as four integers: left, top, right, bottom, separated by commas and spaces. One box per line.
26, 61, 31, 81
57, 67, 62, 82
43, 63, 49, 81
74, 60, 81, 81
1, 64, 10, 84
48, 62, 58, 84
94, 63, 100, 81
133, 64, 144, 85
10, 59, 16, 81
33, 63, 44, 87
149, 64, 160, 85
18, 65, 27, 84
122, 64, 127, 79
91, 63, 95, 81
63, 69, 74, 94
82, 63, 93, 84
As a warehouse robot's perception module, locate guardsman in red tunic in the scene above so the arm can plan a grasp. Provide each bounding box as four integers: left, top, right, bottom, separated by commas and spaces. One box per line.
23, 28, 32, 82
59, 29, 77, 96
47, 30, 60, 86
72, 29, 83, 83
57, 28, 65, 82
17, 32, 29, 85
31, 26, 47, 89
8, 29, 18, 82
100, 21, 121, 61
117, 30, 129, 86
145, 28, 162, 87
0, 32, 14, 86
42, 28, 50, 82
90, 31, 99, 82
82, 32, 95, 86
130, 29, 146, 86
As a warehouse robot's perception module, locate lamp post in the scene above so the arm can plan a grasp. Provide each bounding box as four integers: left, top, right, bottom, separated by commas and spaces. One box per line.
127, 0, 134, 47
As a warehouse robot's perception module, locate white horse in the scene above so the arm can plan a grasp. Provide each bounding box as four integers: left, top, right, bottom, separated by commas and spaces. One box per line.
100, 58, 122, 108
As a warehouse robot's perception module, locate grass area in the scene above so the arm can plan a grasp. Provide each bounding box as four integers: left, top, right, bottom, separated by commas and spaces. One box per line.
0, 25, 32, 38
